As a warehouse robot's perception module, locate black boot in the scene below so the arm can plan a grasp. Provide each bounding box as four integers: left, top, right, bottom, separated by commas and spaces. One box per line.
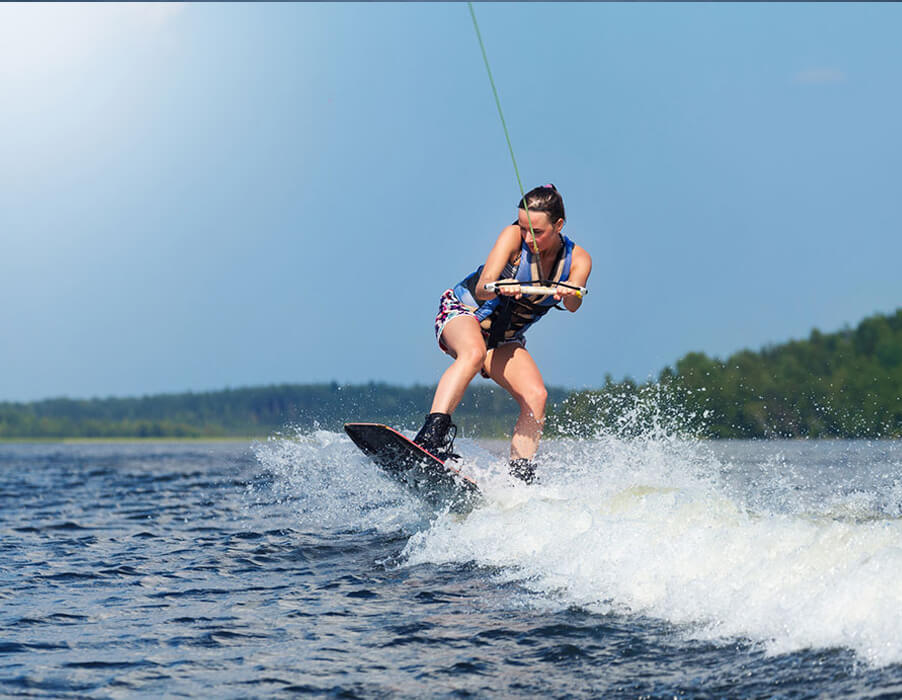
413, 413, 459, 462
509, 458, 537, 484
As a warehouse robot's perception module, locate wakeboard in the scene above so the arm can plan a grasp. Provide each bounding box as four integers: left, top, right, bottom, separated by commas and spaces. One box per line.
344, 422, 481, 512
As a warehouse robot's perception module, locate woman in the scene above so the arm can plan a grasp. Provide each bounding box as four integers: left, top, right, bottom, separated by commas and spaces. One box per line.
414, 184, 592, 483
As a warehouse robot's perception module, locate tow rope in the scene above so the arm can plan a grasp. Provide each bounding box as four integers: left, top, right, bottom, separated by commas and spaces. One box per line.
467, 3, 543, 278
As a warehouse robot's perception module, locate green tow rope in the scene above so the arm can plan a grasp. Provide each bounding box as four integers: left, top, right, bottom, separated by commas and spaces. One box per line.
467, 2, 541, 269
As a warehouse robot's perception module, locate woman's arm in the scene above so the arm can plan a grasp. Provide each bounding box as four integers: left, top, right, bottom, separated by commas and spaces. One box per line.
558, 245, 592, 312
474, 225, 522, 301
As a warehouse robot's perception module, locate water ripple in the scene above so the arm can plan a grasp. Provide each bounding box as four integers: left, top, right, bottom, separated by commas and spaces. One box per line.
1, 439, 902, 698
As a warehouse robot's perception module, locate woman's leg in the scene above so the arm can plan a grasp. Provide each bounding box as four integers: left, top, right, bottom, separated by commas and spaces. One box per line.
430, 315, 487, 414
484, 344, 548, 461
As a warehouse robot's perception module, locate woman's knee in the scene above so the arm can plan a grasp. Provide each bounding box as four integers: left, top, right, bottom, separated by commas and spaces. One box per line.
519, 385, 548, 419
457, 345, 487, 373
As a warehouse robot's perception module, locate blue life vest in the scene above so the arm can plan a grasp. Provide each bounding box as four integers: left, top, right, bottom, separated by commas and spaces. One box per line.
453, 235, 575, 348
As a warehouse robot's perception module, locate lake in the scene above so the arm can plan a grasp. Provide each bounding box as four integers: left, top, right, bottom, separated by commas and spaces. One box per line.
2, 434, 902, 697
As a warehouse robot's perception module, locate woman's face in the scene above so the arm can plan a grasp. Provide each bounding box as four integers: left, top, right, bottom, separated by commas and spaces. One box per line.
518, 209, 563, 253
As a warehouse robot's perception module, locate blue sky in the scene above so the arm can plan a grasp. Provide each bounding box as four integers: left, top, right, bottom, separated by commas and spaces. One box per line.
1, 3, 900, 401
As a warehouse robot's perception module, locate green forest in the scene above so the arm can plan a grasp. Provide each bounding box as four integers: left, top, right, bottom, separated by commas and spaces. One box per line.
2, 308, 901, 440
549, 308, 902, 439
0, 382, 569, 440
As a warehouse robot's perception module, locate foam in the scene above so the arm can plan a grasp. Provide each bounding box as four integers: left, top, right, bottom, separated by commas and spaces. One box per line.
254, 425, 902, 666
249, 428, 425, 534
403, 436, 902, 667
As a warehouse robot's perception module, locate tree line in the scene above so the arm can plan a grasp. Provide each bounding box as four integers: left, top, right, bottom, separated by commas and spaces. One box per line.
547, 308, 902, 439
0, 383, 568, 440
3, 308, 900, 440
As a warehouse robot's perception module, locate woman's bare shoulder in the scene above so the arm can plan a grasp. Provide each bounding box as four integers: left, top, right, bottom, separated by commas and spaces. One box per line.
571, 244, 592, 265
570, 245, 592, 283
497, 223, 521, 243
491, 224, 522, 257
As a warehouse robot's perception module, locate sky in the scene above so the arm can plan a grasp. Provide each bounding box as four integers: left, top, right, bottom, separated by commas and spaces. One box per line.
1, 2, 900, 402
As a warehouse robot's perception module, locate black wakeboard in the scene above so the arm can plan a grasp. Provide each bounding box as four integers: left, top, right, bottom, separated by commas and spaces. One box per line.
344, 422, 481, 512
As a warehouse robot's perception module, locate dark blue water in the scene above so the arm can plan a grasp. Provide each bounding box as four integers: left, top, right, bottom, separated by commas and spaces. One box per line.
2, 437, 902, 697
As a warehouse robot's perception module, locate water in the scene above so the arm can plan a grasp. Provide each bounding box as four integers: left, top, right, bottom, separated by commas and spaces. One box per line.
2, 434, 902, 697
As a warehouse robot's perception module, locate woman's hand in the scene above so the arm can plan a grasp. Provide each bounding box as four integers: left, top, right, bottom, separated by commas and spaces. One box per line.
495, 278, 522, 299
553, 285, 583, 301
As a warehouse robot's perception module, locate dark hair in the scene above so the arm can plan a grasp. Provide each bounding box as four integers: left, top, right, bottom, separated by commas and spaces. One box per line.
518, 183, 566, 223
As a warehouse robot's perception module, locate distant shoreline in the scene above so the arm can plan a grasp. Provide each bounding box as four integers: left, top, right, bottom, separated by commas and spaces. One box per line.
3, 436, 897, 449
3, 307, 902, 441
0, 436, 262, 444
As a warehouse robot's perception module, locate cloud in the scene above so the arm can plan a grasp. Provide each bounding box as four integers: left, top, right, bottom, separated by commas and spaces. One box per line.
0, 3, 184, 80
793, 68, 847, 85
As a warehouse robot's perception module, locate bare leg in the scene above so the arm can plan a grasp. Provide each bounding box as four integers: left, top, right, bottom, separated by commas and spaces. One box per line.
484, 344, 548, 461
430, 315, 487, 414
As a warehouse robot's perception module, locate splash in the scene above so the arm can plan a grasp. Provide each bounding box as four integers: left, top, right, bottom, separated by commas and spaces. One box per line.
249, 393, 902, 667
403, 391, 902, 667
248, 425, 509, 534
248, 427, 425, 534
